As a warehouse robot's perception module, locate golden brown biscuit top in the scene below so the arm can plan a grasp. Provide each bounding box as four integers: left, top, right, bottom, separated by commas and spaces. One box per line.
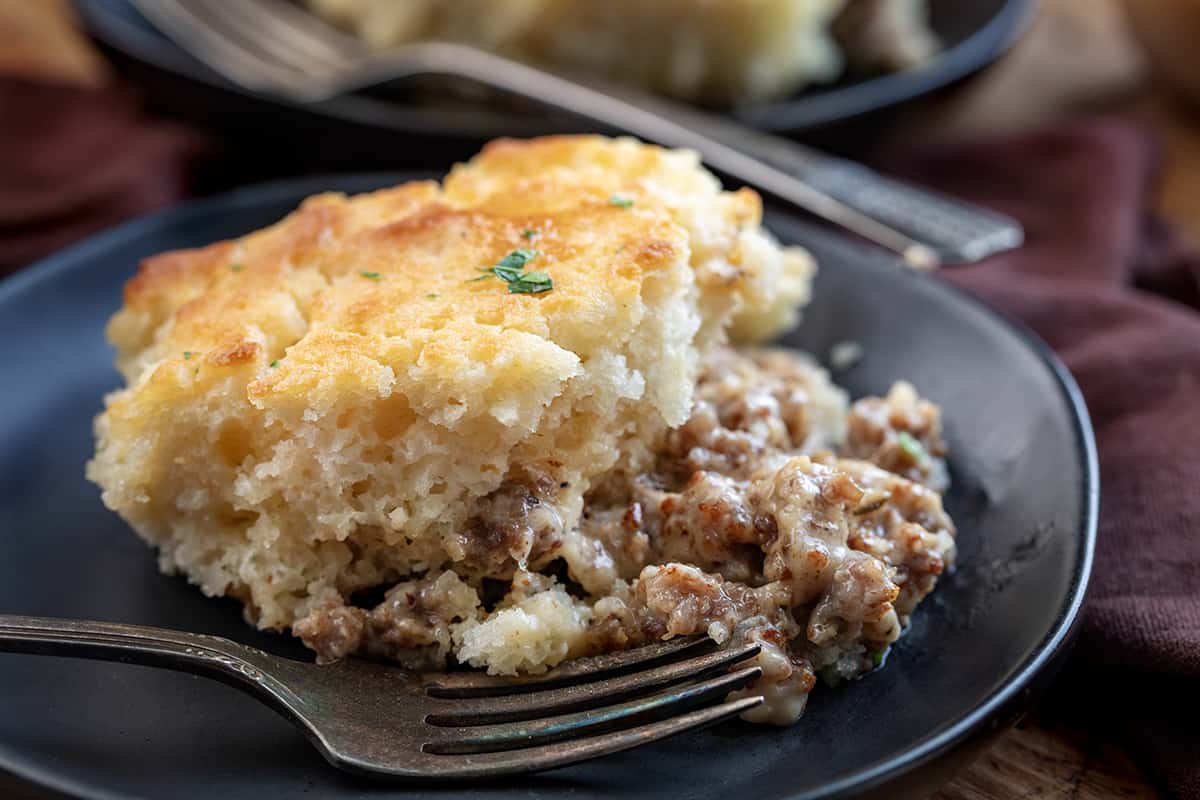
107, 136, 772, 425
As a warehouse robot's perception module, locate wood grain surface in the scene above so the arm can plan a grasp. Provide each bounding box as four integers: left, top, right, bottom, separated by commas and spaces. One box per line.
1, 0, 1193, 796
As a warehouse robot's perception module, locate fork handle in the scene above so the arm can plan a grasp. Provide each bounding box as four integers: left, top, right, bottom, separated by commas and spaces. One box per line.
563, 73, 1025, 265
0, 614, 297, 703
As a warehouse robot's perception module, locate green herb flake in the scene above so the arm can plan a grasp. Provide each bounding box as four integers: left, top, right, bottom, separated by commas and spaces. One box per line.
270, 359, 280, 368
426, 293, 439, 299
495, 248, 540, 270
183, 351, 195, 360
508, 271, 553, 295
897, 431, 925, 461
360, 271, 382, 281
609, 194, 634, 209
521, 229, 539, 241
473, 249, 552, 295
230, 263, 244, 273
871, 650, 886, 668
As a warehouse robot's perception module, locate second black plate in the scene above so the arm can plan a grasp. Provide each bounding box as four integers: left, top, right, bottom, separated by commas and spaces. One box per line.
76, 0, 1031, 153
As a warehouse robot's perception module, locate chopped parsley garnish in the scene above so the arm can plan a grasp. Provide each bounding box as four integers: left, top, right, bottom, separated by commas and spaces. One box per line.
871, 650, 886, 668
491, 249, 540, 280
474, 249, 553, 294
609, 194, 634, 209
897, 431, 925, 461
230, 263, 244, 273
426, 293, 439, 299
269, 359, 279, 368
521, 228, 539, 240
508, 271, 553, 294
360, 271, 382, 281
183, 351, 194, 360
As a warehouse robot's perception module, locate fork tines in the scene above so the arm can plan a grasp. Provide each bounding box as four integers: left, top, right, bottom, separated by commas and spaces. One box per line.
418, 639, 764, 776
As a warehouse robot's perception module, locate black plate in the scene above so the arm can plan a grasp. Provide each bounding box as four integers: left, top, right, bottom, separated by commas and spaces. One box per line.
0, 174, 1096, 800
75, 0, 1031, 148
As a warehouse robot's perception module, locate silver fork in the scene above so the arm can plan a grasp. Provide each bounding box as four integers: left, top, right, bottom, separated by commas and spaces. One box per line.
132, 0, 1026, 270
0, 614, 762, 778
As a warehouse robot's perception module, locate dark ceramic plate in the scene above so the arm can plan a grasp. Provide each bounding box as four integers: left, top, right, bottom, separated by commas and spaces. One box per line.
74, 0, 1032, 151
0, 174, 1096, 800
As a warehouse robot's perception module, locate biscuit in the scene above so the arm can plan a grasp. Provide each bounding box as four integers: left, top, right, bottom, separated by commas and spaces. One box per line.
88, 136, 813, 634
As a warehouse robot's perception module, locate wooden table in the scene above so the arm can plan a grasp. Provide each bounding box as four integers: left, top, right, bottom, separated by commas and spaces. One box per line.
1, 1, 1192, 797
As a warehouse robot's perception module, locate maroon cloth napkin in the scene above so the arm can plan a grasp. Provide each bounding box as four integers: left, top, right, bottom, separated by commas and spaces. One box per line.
886, 120, 1200, 799
0, 78, 206, 275
1, 78, 1197, 796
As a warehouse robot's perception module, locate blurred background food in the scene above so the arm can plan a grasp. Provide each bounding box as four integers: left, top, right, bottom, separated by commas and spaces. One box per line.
304, 0, 939, 104
63, 0, 1028, 183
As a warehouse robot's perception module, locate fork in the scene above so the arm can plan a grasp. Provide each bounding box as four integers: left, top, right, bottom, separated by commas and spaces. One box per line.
131, 0, 1026, 270
0, 614, 762, 778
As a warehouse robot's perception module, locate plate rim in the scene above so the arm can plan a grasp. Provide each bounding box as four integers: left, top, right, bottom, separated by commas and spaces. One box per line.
74, 0, 1035, 136
733, 0, 1035, 131
0, 173, 1098, 800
